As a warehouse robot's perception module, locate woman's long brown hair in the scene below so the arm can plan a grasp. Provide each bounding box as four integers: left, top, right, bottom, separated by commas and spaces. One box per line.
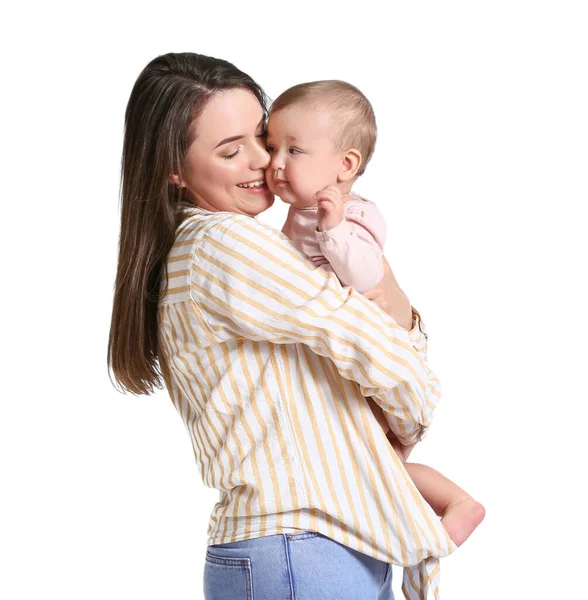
108, 52, 268, 395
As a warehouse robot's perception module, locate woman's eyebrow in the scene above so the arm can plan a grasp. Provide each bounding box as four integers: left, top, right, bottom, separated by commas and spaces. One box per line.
215, 135, 243, 149
215, 118, 266, 149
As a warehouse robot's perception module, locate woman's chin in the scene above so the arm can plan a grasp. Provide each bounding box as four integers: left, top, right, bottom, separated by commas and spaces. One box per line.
247, 192, 275, 216
262, 194, 275, 212
234, 185, 273, 215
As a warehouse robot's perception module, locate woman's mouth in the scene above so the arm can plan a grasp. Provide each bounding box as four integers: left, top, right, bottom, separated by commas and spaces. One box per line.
237, 179, 266, 188
237, 179, 269, 193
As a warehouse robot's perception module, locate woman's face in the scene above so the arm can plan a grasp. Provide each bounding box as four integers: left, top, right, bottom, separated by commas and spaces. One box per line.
178, 88, 273, 216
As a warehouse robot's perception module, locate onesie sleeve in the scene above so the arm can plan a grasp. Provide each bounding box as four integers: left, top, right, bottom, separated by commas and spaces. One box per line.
315, 202, 387, 293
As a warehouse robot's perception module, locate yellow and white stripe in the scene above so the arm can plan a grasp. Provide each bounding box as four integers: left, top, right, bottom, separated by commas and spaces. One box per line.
158, 205, 457, 599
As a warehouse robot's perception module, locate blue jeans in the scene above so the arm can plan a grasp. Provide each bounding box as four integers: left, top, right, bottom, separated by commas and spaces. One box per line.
203, 531, 394, 599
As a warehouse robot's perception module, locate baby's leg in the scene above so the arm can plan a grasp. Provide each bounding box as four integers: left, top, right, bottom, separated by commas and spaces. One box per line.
382, 430, 485, 547
367, 399, 484, 545
405, 463, 485, 547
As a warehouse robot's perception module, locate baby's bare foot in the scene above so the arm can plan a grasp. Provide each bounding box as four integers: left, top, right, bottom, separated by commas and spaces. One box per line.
441, 496, 485, 547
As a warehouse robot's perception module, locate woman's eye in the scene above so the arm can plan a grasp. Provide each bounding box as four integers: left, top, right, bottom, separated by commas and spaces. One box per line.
223, 146, 242, 160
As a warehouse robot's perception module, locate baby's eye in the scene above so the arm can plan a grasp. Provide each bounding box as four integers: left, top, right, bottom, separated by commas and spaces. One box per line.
288, 148, 301, 155
266, 144, 276, 154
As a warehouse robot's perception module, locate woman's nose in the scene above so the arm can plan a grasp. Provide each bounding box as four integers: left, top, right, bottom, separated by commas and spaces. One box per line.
252, 142, 271, 170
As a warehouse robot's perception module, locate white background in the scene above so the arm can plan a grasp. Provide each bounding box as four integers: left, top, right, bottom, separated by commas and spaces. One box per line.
1, 1, 587, 598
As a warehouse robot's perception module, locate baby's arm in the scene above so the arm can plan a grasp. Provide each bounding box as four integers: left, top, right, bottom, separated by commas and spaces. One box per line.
315, 187, 387, 293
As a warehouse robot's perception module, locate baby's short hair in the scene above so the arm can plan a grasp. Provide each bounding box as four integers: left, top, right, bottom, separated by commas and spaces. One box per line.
270, 80, 377, 177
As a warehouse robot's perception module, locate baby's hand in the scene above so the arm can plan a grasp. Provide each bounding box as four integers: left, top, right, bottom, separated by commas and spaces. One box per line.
315, 185, 344, 231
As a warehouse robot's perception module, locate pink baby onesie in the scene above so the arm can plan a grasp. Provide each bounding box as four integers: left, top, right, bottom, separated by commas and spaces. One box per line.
281, 192, 387, 293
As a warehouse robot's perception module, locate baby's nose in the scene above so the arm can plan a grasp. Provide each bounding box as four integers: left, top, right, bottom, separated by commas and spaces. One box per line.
271, 153, 285, 170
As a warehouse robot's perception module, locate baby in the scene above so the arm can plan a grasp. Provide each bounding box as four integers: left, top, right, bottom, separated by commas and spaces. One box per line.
265, 80, 485, 547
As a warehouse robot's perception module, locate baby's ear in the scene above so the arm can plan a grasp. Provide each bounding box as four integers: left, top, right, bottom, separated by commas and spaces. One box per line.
338, 148, 362, 182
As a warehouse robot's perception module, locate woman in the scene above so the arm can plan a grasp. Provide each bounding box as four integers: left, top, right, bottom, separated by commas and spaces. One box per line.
108, 53, 456, 600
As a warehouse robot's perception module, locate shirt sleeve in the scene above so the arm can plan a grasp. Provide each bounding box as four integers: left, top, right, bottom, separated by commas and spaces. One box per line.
315, 202, 386, 293
190, 214, 441, 445
408, 306, 429, 361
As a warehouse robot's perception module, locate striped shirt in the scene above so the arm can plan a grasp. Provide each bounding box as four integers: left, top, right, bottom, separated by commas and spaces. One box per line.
157, 204, 457, 599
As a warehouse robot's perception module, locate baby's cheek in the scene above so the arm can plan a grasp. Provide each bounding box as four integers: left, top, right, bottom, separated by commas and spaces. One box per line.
294, 167, 317, 193
309, 165, 332, 189
264, 168, 276, 191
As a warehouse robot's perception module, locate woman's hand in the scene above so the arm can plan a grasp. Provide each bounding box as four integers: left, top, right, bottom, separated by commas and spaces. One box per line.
362, 258, 413, 330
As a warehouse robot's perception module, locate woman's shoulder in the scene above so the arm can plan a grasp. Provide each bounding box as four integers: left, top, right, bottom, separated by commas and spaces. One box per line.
162, 209, 272, 305
170, 206, 292, 270
174, 205, 277, 246
164, 207, 313, 300
176, 206, 234, 242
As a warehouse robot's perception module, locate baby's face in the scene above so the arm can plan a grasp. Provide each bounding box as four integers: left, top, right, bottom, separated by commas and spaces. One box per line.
266, 105, 343, 208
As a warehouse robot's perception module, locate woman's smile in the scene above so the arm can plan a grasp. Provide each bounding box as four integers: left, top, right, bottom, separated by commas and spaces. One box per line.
237, 178, 268, 192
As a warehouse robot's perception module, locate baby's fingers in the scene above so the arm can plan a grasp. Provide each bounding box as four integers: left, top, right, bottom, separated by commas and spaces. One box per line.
317, 195, 337, 208
314, 186, 341, 203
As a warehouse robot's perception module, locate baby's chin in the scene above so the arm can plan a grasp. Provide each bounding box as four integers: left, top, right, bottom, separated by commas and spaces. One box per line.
277, 195, 298, 205
268, 187, 297, 206
275, 191, 311, 208
267, 181, 312, 208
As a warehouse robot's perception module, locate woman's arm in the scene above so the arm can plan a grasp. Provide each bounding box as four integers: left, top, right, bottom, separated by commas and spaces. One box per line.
363, 258, 413, 330
363, 260, 428, 459
190, 214, 441, 446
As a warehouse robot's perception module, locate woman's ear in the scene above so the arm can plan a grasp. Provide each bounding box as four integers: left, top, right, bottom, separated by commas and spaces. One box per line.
168, 173, 181, 186
337, 148, 362, 182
